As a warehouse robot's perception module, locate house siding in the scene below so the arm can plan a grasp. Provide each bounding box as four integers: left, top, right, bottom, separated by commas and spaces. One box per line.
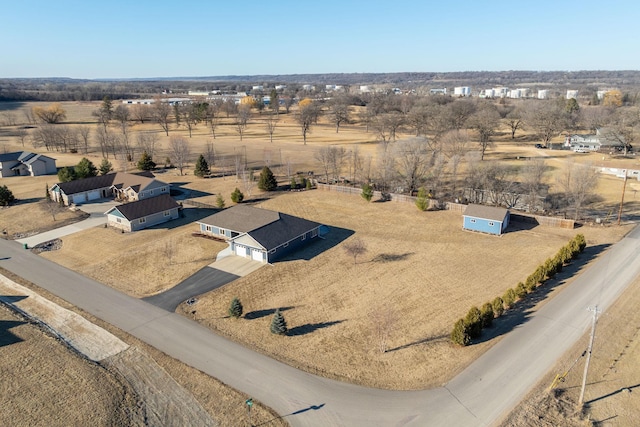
108, 207, 179, 232
266, 228, 320, 262
463, 212, 510, 235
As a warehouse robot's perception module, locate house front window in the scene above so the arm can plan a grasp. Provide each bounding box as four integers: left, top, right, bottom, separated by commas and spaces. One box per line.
488, 221, 494, 226
139, 217, 146, 224
164, 211, 170, 217
470, 219, 476, 223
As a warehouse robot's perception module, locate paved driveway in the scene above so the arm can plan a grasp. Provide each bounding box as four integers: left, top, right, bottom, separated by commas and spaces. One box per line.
16, 200, 118, 247
143, 256, 264, 311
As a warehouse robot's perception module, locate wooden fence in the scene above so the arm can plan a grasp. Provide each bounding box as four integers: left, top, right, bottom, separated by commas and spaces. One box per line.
317, 184, 574, 229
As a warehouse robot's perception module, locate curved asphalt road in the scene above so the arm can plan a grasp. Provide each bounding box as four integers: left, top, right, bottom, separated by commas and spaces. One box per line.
1, 225, 639, 426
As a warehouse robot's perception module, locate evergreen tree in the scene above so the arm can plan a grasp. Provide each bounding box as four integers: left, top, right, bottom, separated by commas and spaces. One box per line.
290, 176, 297, 190
270, 309, 288, 335
57, 166, 77, 182
194, 154, 210, 178
74, 157, 98, 179
45, 184, 51, 201
480, 302, 494, 328
306, 178, 312, 190
215, 194, 226, 209
415, 187, 428, 211
258, 166, 278, 191
228, 297, 243, 319
98, 158, 113, 175
451, 318, 471, 346
361, 183, 373, 202
231, 187, 244, 203
492, 297, 505, 317
137, 151, 156, 171
502, 288, 516, 309
0, 185, 16, 206
464, 306, 483, 339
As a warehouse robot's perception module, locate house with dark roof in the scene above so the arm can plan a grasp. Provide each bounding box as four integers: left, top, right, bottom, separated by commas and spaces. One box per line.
50, 172, 170, 206
197, 205, 326, 263
0, 151, 56, 177
462, 204, 510, 236
105, 194, 180, 232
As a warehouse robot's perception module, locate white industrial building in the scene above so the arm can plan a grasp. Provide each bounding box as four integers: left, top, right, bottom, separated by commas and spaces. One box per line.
429, 88, 447, 95
454, 87, 471, 96
566, 90, 579, 100
537, 90, 549, 99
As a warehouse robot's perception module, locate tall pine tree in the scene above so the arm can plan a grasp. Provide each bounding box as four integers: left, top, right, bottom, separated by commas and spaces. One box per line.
194, 154, 210, 177
270, 309, 288, 335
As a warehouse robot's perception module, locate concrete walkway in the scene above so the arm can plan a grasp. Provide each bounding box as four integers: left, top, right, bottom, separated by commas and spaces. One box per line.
143, 255, 264, 311
16, 200, 118, 248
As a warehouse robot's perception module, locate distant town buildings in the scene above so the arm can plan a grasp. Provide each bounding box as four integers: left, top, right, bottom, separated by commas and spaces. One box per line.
566, 90, 579, 100
537, 90, 549, 99
454, 86, 471, 96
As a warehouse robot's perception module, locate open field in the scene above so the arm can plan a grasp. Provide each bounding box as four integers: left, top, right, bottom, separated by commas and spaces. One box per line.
0, 267, 287, 427
176, 189, 630, 389
500, 268, 640, 426
0, 304, 143, 426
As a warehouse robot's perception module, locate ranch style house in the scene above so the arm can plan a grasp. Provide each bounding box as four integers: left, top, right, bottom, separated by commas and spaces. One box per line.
197, 205, 326, 263
105, 194, 180, 232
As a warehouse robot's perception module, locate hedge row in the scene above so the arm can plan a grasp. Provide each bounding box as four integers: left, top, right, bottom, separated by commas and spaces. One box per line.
451, 234, 587, 346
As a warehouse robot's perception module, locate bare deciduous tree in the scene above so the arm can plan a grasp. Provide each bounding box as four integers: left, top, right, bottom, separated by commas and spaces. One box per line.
169, 136, 191, 176
521, 158, 548, 212
394, 137, 432, 195
468, 103, 501, 160
130, 104, 150, 124
343, 237, 367, 264
204, 140, 216, 169
235, 104, 251, 141
558, 160, 600, 220
265, 113, 278, 143
206, 100, 223, 138
506, 107, 525, 139
15, 127, 28, 147
440, 130, 471, 196
77, 125, 91, 154
525, 101, 568, 149
328, 97, 350, 133
152, 99, 172, 136
297, 101, 321, 144
136, 132, 159, 161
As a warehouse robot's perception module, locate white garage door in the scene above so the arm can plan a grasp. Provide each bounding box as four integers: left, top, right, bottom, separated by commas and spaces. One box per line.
72, 193, 87, 204
88, 190, 101, 201
252, 249, 264, 262
235, 245, 247, 257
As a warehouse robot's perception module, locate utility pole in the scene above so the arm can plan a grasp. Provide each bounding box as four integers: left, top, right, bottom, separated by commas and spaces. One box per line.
579, 305, 600, 406
617, 171, 628, 225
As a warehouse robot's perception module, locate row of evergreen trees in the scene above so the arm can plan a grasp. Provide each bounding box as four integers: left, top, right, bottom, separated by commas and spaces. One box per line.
228, 297, 288, 335
451, 234, 587, 346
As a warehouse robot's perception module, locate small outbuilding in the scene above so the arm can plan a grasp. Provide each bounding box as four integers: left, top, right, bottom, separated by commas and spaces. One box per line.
0, 151, 57, 177
462, 204, 510, 236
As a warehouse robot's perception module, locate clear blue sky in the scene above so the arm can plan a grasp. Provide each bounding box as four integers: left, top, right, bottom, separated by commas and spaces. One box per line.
3, 0, 639, 79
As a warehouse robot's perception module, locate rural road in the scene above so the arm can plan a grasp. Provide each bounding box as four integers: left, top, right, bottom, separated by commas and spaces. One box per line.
1, 225, 639, 426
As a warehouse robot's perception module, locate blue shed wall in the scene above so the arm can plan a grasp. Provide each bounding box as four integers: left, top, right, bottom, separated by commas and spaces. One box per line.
463, 216, 503, 235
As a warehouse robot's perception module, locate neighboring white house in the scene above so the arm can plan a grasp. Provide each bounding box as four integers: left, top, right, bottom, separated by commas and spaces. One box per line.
564, 128, 626, 152
0, 151, 57, 178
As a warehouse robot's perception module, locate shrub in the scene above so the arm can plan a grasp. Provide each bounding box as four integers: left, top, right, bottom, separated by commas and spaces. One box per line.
415, 187, 428, 211
503, 289, 516, 308
290, 177, 297, 190
361, 183, 373, 202
231, 188, 244, 203
270, 309, 288, 335
515, 282, 528, 299
451, 318, 471, 346
215, 194, 225, 209
480, 303, 494, 328
228, 297, 243, 319
57, 166, 77, 183
492, 297, 505, 317
465, 306, 483, 339
306, 178, 312, 190
137, 151, 156, 171
544, 258, 558, 278
574, 234, 587, 252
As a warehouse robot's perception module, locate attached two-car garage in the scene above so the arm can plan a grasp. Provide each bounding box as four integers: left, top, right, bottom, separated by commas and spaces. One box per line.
234, 244, 266, 262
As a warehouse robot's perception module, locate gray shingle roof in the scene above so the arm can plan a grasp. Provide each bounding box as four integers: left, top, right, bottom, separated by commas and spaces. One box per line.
198, 205, 280, 233
106, 194, 178, 221
463, 204, 509, 222
55, 172, 165, 196
248, 213, 322, 250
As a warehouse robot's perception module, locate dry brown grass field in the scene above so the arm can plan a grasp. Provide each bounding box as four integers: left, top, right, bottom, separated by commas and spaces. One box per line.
0, 304, 143, 426
177, 190, 630, 389
1, 100, 640, 396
